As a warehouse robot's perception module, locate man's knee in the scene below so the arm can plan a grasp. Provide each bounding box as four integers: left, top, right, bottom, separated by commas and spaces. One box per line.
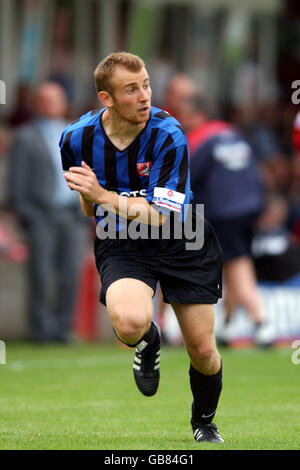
109, 307, 152, 345
106, 279, 154, 344
187, 340, 217, 364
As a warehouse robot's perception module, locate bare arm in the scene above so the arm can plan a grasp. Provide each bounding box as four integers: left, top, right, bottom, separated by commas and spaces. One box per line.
79, 194, 94, 217
64, 162, 167, 226
100, 191, 166, 226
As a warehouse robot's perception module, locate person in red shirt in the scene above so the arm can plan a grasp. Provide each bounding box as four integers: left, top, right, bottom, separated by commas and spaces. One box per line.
179, 96, 266, 346
293, 111, 300, 156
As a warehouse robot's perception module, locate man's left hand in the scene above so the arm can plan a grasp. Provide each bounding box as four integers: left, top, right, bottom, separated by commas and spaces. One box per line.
64, 161, 106, 203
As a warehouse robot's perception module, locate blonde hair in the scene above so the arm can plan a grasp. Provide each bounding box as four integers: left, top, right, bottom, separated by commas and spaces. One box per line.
94, 52, 145, 93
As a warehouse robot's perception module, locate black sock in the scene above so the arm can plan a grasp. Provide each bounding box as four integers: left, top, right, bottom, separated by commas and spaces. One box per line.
189, 362, 222, 426
137, 321, 160, 349
113, 321, 159, 349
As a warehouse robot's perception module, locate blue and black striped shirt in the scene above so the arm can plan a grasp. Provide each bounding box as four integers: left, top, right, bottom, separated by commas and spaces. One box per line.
59, 106, 191, 230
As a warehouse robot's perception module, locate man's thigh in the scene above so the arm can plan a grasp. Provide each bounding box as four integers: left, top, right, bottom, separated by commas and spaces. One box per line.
106, 278, 155, 328
171, 303, 216, 347
96, 249, 158, 306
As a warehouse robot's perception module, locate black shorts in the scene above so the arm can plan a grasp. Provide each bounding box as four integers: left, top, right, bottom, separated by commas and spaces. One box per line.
210, 214, 258, 262
94, 215, 223, 306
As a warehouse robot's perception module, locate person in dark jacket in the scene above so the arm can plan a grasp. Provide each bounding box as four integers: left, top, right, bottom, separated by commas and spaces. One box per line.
180, 96, 266, 344
9, 82, 86, 343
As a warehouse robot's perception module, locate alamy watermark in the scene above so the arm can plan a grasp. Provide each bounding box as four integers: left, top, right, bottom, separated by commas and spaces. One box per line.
96, 203, 205, 250
0, 80, 6, 104
0, 340, 6, 364
291, 339, 300, 365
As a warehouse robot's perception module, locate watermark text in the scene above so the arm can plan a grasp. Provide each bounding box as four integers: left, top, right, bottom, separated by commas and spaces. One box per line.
0, 80, 6, 104
0, 340, 6, 364
95, 203, 205, 250
291, 339, 300, 365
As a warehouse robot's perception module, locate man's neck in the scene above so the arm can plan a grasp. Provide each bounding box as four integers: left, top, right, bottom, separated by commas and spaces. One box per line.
102, 109, 146, 151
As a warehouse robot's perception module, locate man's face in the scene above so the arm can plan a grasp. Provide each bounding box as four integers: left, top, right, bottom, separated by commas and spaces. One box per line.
34, 83, 68, 119
107, 66, 152, 124
165, 75, 197, 120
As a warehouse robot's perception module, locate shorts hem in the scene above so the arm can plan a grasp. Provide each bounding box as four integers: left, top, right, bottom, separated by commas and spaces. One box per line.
162, 296, 221, 305
99, 275, 157, 306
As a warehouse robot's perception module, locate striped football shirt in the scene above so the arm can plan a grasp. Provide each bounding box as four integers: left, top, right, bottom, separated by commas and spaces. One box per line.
59, 106, 191, 231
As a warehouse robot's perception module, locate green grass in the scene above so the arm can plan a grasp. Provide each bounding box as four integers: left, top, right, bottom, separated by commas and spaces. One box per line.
0, 341, 299, 450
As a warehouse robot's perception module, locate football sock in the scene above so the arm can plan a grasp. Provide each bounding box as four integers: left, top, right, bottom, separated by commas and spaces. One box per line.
189, 362, 223, 425
113, 321, 159, 349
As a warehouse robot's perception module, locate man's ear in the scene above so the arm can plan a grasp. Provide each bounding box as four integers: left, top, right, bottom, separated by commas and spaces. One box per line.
98, 90, 114, 109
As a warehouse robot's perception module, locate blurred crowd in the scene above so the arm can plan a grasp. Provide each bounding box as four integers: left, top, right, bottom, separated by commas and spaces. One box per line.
161, 73, 300, 272
158, 73, 300, 346
1, 63, 300, 343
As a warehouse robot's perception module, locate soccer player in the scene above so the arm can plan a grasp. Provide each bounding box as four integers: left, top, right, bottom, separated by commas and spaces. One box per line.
60, 52, 224, 444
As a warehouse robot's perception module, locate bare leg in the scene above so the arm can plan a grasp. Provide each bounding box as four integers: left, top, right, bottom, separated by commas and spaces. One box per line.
223, 256, 264, 324
172, 302, 223, 437
106, 278, 161, 397
106, 278, 154, 345
171, 302, 221, 374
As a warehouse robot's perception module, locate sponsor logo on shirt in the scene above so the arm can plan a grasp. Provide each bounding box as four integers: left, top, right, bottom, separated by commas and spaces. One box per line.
153, 187, 186, 204
136, 162, 152, 177
111, 189, 148, 197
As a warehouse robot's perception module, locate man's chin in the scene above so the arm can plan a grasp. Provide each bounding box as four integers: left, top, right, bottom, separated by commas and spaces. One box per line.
136, 110, 151, 123
124, 110, 150, 126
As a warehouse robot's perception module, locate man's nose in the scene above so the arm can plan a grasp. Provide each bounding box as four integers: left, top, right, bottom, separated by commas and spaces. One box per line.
139, 87, 149, 101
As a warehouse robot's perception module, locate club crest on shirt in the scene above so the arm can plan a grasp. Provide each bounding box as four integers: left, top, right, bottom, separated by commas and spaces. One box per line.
137, 162, 152, 177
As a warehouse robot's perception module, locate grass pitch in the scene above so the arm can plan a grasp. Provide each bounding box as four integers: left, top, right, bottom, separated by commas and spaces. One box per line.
0, 341, 299, 450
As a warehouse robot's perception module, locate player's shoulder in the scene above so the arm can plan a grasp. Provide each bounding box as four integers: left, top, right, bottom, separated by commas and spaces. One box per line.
149, 106, 186, 145
61, 108, 102, 139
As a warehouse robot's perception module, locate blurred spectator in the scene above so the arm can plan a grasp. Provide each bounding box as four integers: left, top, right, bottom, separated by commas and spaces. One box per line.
0, 125, 28, 262
8, 83, 33, 128
9, 82, 86, 343
0, 212, 29, 264
292, 110, 300, 157
231, 102, 292, 193
252, 193, 300, 286
182, 96, 266, 345
0, 125, 11, 207
289, 111, 300, 243
163, 73, 198, 121
148, 54, 176, 107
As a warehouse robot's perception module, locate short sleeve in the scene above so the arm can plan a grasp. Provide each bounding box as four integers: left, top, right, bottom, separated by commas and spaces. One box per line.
59, 130, 75, 171
145, 138, 190, 214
